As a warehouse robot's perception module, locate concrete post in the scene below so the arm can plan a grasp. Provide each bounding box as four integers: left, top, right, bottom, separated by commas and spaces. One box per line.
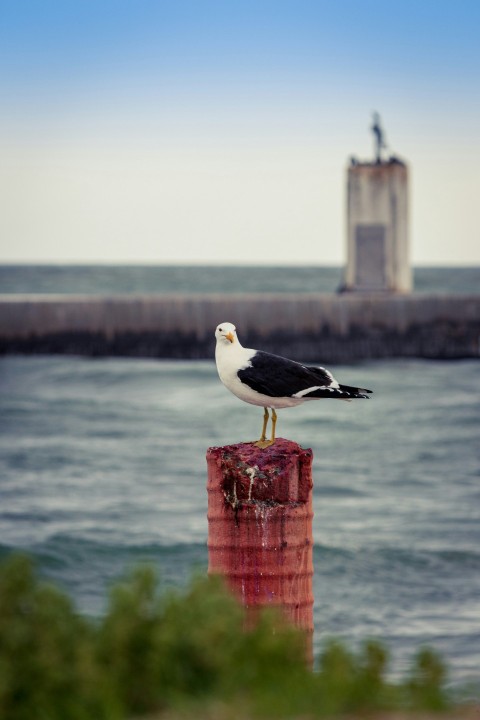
206, 438, 314, 659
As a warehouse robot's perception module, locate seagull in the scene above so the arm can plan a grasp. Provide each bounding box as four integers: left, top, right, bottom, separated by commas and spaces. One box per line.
215, 322, 372, 449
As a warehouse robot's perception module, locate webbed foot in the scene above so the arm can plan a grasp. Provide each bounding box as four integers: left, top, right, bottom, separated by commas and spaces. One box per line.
253, 439, 275, 449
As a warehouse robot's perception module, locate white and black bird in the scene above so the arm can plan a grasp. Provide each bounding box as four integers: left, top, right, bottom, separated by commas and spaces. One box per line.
215, 322, 372, 448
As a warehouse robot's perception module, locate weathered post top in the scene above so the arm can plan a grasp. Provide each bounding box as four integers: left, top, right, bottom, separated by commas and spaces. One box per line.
206, 438, 314, 661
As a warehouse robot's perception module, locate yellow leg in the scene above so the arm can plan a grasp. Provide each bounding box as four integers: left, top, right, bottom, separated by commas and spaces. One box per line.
260, 407, 269, 441
253, 407, 276, 449
253, 408, 269, 447
270, 409, 277, 444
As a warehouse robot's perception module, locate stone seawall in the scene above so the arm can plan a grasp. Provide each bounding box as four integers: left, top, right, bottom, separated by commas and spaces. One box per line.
0, 293, 479, 362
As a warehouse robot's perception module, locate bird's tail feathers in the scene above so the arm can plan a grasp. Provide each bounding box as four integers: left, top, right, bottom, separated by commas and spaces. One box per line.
338, 383, 372, 399
304, 384, 372, 400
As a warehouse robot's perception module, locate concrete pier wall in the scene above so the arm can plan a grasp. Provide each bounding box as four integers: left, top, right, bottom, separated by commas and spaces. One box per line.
0, 293, 478, 362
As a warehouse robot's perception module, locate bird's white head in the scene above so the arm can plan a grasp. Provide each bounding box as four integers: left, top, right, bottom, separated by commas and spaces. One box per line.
215, 322, 237, 345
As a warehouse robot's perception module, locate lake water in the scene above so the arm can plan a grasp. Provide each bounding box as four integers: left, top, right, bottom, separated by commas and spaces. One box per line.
0, 263, 479, 295
1, 349, 479, 690
0, 264, 479, 691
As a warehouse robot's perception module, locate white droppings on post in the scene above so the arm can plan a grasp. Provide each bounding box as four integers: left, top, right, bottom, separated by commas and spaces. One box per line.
245, 465, 259, 502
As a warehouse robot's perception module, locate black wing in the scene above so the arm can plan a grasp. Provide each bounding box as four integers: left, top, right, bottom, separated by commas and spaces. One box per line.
237, 351, 336, 397
237, 351, 372, 399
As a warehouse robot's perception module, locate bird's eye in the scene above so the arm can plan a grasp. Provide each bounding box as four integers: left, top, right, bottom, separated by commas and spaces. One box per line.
219, 327, 223, 332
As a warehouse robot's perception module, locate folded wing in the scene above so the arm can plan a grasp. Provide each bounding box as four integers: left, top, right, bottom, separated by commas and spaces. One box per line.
237, 351, 372, 399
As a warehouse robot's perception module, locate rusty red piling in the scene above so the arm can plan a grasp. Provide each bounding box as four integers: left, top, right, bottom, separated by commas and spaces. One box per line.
206, 438, 314, 655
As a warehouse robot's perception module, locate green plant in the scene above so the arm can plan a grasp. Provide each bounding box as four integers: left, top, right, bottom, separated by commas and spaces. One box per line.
0, 553, 455, 719
405, 646, 450, 711
0, 554, 104, 720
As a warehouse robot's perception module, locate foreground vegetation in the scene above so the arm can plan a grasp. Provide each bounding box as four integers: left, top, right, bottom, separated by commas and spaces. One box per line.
0, 554, 455, 720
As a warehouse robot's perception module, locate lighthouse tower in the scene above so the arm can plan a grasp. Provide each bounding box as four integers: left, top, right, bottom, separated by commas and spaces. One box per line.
342, 114, 411, 293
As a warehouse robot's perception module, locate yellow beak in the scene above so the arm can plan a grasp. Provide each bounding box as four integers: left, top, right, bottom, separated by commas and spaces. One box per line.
226, 332, 234, 343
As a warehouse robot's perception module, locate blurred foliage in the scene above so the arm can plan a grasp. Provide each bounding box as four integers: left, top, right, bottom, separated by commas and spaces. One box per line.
0, 553, 454, 720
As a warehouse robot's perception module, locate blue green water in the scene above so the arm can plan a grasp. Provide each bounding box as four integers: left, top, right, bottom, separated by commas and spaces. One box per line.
1, 351, 479, 688
0, 264, 479, 689
0, 263, 479, 295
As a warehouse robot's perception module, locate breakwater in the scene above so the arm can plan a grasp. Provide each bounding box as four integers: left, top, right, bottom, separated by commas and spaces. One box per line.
0, 293, 479, 362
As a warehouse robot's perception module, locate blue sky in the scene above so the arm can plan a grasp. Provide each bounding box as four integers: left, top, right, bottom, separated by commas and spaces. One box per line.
0, 0, 479, 264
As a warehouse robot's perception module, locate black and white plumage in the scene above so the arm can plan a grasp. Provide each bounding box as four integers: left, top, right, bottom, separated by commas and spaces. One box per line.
215, 322, 372, 448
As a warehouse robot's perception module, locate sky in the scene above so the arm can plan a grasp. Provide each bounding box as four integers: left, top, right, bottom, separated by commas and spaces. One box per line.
0, 0, 479, 266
